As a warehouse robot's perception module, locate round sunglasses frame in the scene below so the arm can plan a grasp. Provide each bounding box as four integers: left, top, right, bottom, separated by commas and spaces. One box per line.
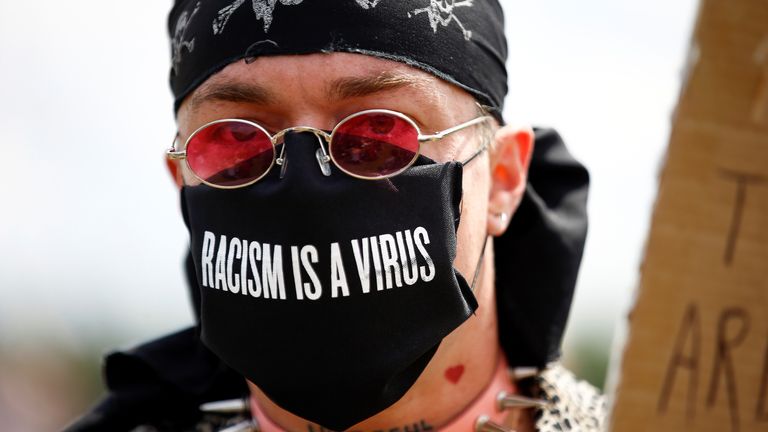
167, 108, 493, 189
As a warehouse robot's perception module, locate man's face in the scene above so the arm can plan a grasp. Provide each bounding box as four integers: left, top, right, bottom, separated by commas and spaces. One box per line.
172, 52, 533, 423
176, 52, 493, 287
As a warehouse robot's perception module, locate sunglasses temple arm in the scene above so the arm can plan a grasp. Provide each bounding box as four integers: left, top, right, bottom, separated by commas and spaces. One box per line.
167, 148, 187, 160
166, 134, 187, 160
418, 116, 493, 142
417, 115, 492, 165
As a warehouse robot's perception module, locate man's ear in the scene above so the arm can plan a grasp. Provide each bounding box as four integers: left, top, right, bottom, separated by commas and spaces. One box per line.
166, 158, 184, 189
487, 124, 535, 236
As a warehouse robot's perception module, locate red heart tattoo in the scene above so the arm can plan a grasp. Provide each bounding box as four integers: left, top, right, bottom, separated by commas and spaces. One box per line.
444, 364, 465, 384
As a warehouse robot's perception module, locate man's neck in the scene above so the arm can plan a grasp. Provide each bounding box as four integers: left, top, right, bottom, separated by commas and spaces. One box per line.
251, 349, 541, 432
246, 251, 529, 431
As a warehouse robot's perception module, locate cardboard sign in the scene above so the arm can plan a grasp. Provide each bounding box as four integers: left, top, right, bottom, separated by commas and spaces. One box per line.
608, 1, 768, 431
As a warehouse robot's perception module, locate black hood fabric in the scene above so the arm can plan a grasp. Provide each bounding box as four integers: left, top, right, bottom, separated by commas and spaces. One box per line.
168, 0, 508, 121
64, 127, 588, 431
496, 127, 589, 366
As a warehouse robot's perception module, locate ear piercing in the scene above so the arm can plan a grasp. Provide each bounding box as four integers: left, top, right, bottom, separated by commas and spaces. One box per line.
495, 212, 508, 225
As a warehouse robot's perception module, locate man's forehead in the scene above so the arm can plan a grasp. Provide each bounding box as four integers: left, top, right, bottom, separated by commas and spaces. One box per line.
185, 53, 447, 113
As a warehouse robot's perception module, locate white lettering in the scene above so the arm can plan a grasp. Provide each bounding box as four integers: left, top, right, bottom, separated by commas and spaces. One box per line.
248, 241, 262, 297
379, 234, 402, 289
226, 237, 242, 294
240, 240, 249, 296
370, 236, 384, 291
301, 246, 322, 300
398, 230, 419, 285
291, 246, 304, 300
262, 244, 286, 300
198, 228, 432, 301
201, 231, 216, 288
330, 242, 349, 298
351, 238, 371, 294
215, 235, 228, 290
414, 227, 435, 282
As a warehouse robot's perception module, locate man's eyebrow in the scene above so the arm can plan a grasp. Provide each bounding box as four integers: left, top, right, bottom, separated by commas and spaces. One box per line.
187, 71, 432, 111
187, 82, 277, 112
326, 71, 432, 101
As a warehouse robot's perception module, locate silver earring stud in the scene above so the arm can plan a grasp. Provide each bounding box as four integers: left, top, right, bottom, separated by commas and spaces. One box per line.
495, 212, 508, 225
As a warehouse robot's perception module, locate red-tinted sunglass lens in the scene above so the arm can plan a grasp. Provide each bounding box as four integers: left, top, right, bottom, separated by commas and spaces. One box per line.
186, 121, 274, 187
331, 112, 419, 178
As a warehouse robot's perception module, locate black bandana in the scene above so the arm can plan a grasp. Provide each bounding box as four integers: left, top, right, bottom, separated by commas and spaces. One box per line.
168, 0, 507, 121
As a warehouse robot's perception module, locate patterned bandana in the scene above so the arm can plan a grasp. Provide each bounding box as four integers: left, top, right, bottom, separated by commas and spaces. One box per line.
167, 0, 508, 121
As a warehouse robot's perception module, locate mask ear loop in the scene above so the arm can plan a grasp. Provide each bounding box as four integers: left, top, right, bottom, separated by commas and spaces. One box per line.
463, 138, 491, 293
460, 140, 489, 165
469, 235, 490, 293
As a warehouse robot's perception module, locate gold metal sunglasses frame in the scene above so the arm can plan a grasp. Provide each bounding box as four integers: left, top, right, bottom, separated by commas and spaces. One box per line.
167, 108, 493, 189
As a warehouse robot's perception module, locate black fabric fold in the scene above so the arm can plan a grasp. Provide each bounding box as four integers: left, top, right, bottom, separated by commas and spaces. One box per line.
64, 328, 247, 432
495, 127, 590, 367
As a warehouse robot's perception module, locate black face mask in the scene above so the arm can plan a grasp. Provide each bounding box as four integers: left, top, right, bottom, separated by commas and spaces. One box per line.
181, 132, 481, 430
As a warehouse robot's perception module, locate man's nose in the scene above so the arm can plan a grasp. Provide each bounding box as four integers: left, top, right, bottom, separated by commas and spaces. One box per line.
277, 129, 332, 179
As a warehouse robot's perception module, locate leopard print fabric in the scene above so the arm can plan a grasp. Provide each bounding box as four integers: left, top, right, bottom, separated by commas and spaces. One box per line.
531, 364, 606, 432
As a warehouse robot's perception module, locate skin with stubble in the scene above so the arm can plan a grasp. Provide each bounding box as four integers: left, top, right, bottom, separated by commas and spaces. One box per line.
169, 52, 534, 431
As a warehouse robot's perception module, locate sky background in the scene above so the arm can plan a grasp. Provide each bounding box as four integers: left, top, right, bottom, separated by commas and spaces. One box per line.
0, 0, 698, 378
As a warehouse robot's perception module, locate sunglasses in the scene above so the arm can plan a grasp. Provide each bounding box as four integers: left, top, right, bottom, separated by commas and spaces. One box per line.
167, 109, 493, 189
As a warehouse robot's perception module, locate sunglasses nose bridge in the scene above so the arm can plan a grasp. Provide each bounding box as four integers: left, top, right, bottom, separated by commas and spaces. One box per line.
273, 127, 332, 178
273, 126, 331, 143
